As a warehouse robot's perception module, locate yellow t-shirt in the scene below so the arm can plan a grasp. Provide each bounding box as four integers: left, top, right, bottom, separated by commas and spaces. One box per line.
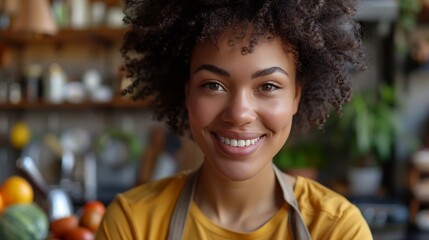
96, 172, 373, 240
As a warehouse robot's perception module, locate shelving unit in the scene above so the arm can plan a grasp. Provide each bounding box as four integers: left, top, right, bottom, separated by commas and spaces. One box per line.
0, 25, 133, 110
0, 98, 147, 110
0, 27, 128, 47
408, 160, 429, 224
0, 1, 148, 202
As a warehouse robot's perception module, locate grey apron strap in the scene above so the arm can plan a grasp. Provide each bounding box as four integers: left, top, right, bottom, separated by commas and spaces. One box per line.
273, 165, 312, 240
167, 165, 312, 240
167, 169, 199, 240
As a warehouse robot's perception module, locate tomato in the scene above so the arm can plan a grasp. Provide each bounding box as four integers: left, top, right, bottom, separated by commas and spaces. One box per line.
82, 200, 105, 215
64, 227, 94, 240
79, 208, 103, 232
50, 215, 79, 238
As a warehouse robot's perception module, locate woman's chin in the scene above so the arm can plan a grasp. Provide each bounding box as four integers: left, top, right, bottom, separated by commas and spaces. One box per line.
210, 161, 264, 182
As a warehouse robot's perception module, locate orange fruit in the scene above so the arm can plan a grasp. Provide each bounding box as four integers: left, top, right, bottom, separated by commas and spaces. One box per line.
0, 176, 34, 206
0, 193, 4, 212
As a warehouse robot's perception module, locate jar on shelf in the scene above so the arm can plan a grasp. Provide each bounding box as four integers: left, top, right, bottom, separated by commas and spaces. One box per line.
44, 63, 66, 104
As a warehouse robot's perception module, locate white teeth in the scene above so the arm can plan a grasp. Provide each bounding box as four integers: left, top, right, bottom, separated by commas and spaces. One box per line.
218, 135, 259, 147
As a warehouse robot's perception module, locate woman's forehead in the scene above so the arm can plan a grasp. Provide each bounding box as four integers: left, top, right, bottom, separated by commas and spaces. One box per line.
192, 31, 297, 64
190, 36, 298, 79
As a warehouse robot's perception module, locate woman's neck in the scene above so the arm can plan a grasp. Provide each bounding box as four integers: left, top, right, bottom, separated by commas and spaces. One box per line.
193, 162, 284, 232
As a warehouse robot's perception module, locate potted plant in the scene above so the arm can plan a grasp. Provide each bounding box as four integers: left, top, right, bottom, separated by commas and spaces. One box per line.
399, 0, 421, 32
336, 84, 399, 196
274, 139, 326, 180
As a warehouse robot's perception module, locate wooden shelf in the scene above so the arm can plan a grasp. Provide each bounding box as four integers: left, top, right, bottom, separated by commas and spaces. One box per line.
0, 98, 148, 110
0, 27, 128, 47
408, 161, 429, 224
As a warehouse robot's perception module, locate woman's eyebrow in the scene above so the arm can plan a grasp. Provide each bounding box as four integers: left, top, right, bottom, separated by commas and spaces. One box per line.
251, 67, 288, 79
193, 64, 230, 77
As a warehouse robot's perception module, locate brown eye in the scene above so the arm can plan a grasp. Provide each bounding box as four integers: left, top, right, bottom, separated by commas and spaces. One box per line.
202, 82, 226, 91
259, 83, 278, 92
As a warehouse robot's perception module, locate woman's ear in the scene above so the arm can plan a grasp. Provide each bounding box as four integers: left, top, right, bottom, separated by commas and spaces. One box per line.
293, 81, 302, 115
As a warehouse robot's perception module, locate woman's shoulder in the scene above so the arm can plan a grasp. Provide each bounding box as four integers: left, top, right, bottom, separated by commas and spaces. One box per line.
98, 171, 192, 239
113, 170, 190, 210
294, 177, 373, 239
294, 176, 359, 219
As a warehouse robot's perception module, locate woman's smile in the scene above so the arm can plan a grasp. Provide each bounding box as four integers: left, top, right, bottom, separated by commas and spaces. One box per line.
211, 131, 265, 157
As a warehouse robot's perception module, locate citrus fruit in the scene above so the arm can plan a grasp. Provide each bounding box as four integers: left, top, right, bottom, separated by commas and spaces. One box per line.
10, 122, 31, 149
0, 193, 4, 213
0, 176, 34, 206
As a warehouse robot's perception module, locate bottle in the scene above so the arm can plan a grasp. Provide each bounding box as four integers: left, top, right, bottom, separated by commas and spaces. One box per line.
9, 80, 21, 104
70, 0, 90, 29
52, 0, 70, 28
44, 63, 66, 104
24, 64, 43, 103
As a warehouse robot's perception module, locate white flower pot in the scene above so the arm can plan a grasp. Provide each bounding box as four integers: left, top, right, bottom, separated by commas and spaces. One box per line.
348, 167, 382, 196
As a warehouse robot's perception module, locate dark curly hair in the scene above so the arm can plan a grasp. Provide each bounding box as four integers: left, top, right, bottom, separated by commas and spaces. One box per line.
121, 0, 366, 134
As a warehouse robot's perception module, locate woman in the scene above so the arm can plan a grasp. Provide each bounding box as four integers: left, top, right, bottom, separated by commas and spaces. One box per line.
97, 0, 372, 239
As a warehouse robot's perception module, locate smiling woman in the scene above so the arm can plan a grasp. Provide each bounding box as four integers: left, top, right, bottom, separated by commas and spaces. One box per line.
186, 36, 299, 182
96, 0, 372, 240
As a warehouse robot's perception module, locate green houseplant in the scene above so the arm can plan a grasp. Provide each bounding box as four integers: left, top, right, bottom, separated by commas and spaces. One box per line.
399, 0, 422, 33
337, 84, 399, 195
340, 84, 398, 167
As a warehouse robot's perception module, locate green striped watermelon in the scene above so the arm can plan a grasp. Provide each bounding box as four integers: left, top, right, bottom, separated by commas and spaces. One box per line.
0, 203, 48, 240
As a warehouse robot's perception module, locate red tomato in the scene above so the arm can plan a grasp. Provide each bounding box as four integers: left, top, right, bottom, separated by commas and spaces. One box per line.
80, 208, 103, 232
64, 227, 94, 240
83, 200, 105, 215
50, 215, 79, 238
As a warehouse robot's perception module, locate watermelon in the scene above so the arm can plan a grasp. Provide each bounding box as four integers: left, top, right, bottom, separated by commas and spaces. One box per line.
0, 203, 49, 240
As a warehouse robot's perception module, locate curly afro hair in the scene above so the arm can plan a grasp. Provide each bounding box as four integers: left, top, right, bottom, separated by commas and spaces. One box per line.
121, 0, 366, 135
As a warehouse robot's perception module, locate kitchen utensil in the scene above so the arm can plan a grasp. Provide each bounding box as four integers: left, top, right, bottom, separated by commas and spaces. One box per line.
21, 137, 62, 185
16, 156, 74, 221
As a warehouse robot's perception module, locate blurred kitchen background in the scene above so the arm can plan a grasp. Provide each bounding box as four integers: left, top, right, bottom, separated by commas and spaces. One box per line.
1, 0, 429, 239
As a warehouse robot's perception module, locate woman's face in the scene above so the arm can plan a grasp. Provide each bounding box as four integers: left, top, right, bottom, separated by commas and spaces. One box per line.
186, 35, 301, 181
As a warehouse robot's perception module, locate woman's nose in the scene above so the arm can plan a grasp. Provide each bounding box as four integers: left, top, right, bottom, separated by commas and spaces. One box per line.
221, 91, 257, 126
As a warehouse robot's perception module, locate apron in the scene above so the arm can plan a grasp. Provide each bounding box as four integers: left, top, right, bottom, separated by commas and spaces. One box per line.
167, 164, 312, 240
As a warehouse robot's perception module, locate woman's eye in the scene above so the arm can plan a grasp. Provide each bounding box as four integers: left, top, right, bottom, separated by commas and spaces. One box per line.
259, 83, 279, 92
202, 82, 225, 91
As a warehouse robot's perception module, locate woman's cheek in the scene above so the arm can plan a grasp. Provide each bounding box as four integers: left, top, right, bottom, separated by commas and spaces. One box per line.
188, 96, 220, 126
258, 100, 295, 131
